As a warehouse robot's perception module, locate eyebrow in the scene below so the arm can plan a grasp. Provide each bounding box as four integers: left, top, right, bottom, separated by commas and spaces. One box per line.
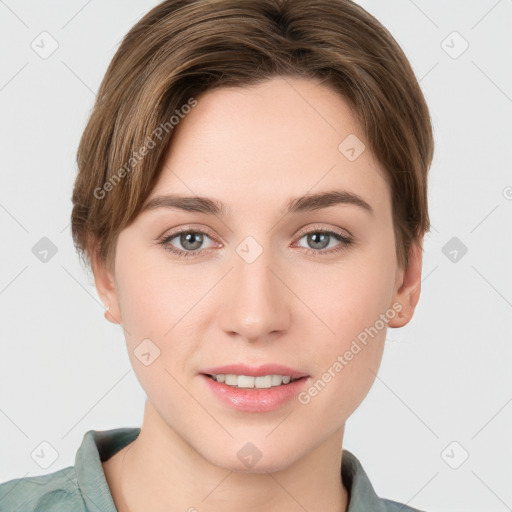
141, 190, 374, 217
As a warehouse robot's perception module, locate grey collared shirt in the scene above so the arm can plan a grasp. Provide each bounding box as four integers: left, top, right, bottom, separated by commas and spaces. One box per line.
0, 427, 426, 511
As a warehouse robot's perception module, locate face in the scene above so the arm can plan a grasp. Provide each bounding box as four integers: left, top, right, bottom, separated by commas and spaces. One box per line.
95, 76, 421, 472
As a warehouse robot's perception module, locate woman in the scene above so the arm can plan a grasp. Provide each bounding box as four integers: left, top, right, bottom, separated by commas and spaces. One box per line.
0, 0, 433, 510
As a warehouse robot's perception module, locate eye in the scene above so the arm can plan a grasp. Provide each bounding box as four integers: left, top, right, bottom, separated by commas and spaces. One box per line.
294, 227, 354, 256
159, 227, 218, 258
158, 225, 354, 259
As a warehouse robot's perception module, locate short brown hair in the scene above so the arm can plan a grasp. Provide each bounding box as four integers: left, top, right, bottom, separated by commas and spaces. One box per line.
71, 0, 433, 273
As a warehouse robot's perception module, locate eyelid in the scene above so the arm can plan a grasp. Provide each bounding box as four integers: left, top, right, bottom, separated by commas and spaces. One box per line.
160, 223, 351, 245
158, 222, 354, 258
160, 224, 221, 243
293, 223, 353, 241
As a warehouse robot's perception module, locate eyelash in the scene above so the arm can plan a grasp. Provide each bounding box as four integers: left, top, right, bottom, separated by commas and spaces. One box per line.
158, 225, 354, 259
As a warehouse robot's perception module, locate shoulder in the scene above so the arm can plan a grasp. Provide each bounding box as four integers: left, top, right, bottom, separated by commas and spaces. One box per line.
0, 427, 139, 512
341, 449, 429, 512
0, 466, 85, 512
381, 498, 428, 511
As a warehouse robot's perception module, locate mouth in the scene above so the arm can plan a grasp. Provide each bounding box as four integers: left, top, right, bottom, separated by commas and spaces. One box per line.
199, 364, 311, 412
199, 363, 310, 390
202, 373, 307, 389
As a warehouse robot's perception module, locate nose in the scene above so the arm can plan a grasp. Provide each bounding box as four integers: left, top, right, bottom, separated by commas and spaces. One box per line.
218, 242, 291, 343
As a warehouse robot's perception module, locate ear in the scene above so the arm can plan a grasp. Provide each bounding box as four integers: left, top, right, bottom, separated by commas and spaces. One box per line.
90, 238, 122, 325
387, 240, 423, 328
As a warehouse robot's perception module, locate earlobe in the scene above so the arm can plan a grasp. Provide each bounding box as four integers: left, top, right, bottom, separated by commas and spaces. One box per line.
387, 241, 423, 328
103, 303, 118, 324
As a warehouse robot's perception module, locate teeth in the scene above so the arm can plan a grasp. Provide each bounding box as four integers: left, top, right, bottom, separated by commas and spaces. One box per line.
211, 374, 296, 388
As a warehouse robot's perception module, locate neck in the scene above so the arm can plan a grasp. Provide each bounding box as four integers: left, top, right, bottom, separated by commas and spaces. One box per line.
114, 401, 349, 512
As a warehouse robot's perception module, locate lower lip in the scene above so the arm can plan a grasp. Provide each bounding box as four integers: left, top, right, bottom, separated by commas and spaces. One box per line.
201, 374, 309, 412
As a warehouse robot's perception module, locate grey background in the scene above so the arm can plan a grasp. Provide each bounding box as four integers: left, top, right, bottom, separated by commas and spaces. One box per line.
1, 1, 511, 511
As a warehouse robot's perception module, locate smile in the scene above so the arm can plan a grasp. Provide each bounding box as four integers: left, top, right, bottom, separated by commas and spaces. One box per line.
207, 374, 301, 388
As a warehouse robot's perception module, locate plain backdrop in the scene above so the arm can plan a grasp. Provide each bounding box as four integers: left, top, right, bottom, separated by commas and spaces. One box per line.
1, 1, 511, 511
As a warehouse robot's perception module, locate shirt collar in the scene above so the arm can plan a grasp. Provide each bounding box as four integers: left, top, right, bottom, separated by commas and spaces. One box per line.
342, 449, 389, 511
75, 427, 387, 512
75, 427, 140, 512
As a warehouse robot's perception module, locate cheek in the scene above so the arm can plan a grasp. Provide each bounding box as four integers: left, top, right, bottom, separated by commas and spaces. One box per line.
116, 268, 167, 342
114, 240, 192, 338
308, 242, 396, 348
113, 244, 208, 379
113, 254, 194, 399
296, 233, 396, 400
296, 268, 392, 424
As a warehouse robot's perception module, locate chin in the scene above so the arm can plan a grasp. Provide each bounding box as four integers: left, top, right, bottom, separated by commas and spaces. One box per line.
199, 435, 304, 474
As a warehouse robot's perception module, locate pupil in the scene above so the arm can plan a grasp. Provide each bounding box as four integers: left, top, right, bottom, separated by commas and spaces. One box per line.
182, 232, 202, 250
309, 233, 328, 249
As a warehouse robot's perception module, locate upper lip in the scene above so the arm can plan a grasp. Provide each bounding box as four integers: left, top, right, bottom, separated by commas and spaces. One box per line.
201, 364, 309, 380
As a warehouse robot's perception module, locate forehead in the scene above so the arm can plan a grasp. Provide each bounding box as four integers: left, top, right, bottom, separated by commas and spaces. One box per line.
147, 76, 390, 217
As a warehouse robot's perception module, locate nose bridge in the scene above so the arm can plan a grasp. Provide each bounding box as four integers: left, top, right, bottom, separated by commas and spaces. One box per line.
220, 234, 289, 340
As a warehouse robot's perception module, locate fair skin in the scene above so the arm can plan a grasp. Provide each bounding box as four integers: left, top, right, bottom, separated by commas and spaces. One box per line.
93, 76, 423, 512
